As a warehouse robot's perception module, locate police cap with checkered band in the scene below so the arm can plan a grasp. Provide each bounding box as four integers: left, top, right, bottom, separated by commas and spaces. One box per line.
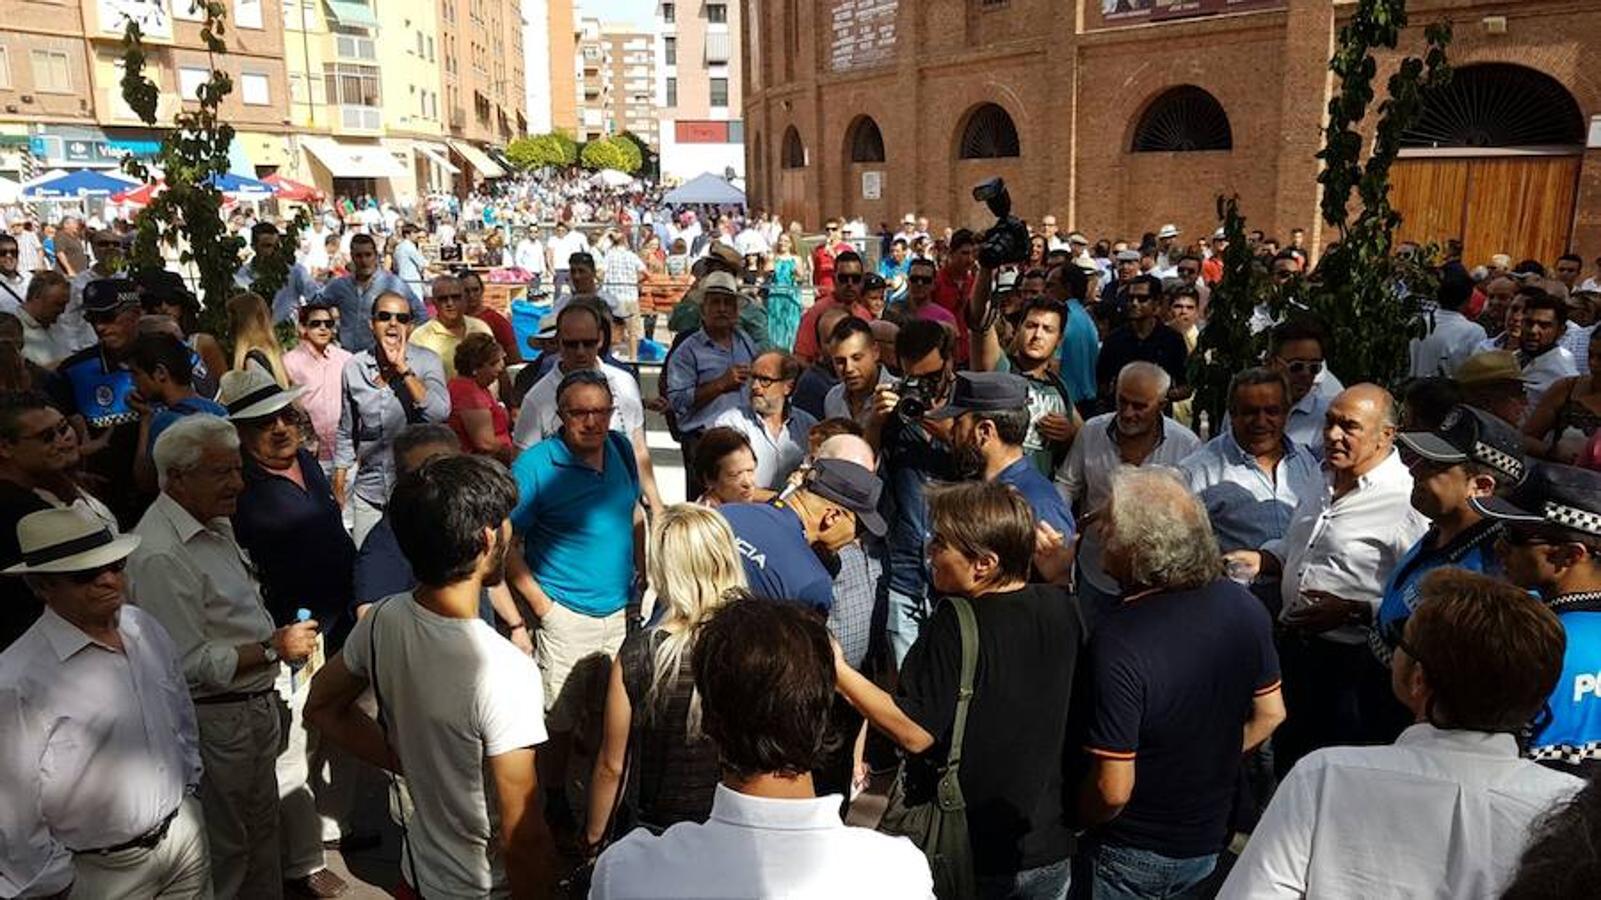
1473, 462, 1601, 538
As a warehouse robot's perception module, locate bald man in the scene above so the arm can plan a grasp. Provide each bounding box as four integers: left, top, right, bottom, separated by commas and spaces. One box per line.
1228, 384, 1428, 774
408, 274, 492, 379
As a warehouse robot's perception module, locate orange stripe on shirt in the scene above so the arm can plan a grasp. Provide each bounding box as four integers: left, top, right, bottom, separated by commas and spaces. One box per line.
1085, 746, 1137, 761
1255, 679, 1283, 697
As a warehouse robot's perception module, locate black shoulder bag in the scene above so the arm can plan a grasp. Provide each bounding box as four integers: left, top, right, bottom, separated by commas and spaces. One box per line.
877, 595, 980, 899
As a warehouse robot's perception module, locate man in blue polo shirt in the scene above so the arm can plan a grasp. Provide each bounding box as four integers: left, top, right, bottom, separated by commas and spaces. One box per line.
507, 369, 641, 832
719, 457, 885, 612
1475, 462, 1601, 777
935, 371, 1076, 584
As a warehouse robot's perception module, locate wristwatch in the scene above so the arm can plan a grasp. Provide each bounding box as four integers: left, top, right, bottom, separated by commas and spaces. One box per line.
261, 640, 279, 664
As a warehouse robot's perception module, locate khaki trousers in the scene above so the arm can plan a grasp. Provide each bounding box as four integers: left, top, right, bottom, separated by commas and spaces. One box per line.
70, 795, 212, 900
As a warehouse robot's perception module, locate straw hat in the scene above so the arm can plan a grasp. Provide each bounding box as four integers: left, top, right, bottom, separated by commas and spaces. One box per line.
216, 366, 304, 421
3, 508, 140, 575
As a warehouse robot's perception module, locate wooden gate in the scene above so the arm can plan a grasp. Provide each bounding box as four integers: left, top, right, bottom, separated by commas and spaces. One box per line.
1390, 154, 1581, 267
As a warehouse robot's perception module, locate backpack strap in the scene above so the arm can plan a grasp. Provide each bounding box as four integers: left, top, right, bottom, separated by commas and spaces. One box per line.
941, 595, 980, 778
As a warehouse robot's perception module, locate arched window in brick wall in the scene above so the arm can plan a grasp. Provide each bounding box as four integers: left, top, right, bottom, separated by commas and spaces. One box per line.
1131, 86, 1233, 152
1401, 63, 1584, 149
958, 103, 1021, 159
782, 126, 807, 169
847, 116, 886, 163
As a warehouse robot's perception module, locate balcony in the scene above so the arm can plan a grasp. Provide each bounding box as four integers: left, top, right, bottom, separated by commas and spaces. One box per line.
334, 34, 378, 62
449, 106, 466, 130
336, 104, 383, 133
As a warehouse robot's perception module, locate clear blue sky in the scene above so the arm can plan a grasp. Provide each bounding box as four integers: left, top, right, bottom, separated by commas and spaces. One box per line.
578, 0, 656, 30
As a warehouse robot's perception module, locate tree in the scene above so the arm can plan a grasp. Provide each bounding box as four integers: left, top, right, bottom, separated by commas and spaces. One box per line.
119, 1, 303, 340
579, 136, 642, 174
506, 133, 576, 171
1189, 0, 1451, 426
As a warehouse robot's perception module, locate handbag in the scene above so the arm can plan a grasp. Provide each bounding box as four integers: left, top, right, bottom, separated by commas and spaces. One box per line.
877, 595, 980, 900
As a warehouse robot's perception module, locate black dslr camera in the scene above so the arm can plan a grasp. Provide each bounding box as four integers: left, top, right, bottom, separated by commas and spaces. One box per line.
894, 374, 936, 419
973, 177, 1030, 269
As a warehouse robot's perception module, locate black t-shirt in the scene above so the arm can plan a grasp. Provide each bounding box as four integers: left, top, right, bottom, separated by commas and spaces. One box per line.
1094, 323, 1188, 394
896, 585, 1087, 877
1084, 579, 1280, 857
0, 480, 52, 651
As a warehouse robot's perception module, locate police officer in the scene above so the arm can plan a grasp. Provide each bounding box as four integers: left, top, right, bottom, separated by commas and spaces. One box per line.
1475, 463, 1601, 776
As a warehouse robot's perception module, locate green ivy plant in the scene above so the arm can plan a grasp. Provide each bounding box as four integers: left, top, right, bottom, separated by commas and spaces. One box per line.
1192, 0, 1453, 422
120, 1, 304, 342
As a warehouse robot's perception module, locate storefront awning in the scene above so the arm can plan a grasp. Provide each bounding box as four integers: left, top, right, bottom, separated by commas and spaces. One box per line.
302, 136, 406, 179
447, 140, 506, 178
415, 142, 460, 174
323, 0, 377, 29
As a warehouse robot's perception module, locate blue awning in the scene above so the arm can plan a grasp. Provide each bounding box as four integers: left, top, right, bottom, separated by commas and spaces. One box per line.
323, 0, 377, 29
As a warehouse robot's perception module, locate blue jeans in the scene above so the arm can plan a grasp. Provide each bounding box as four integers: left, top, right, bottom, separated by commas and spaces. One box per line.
886, 587, 933, 666
978, 858, 1071, 900
1084, 843, 1216, 900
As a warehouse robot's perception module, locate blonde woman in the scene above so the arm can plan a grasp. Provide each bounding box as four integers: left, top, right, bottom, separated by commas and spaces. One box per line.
226, 291, 288, 385
584, 505, 747, 849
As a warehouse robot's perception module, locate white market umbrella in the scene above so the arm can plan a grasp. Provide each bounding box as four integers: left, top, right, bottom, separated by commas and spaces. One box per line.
591, 169, 634, 188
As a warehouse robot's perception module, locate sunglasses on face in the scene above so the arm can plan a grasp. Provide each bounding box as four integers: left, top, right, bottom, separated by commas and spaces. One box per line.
305, 318, 335, 330
1280, 359, 1323, 376
561, 338, 601, 351
909, 275, 933, 285
86, 308, 131, 325
372, 311, 413, 324
433, 293, 464, 304
19, 419, 72, 443
836, 273, 864, 284
67, 558, 126, 584
1177, 267, 1199, 276
0, 249, 17, 257
245, 407, 300, 427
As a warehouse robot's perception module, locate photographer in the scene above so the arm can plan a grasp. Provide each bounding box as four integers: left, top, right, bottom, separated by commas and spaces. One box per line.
971, 262, 1083, 475
866, 318, 958, 665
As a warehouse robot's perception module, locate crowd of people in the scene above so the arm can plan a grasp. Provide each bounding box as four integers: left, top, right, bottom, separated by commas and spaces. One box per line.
3, 176, 1601, 900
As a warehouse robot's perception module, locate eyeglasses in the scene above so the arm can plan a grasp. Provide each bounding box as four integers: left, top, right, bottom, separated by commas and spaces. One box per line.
1279, 359, 1323, 376
751, 373, 787, 387
1177, 267, 1199, 276
908, 275, 933, 285
836, 273, 864, 284
433, 293, 464, 304
0, 249, 17, 257
561, 338, 600, 351
373, 311, 414, 324
244, 407, 299, 427
559, 405, 614, 421
67, 558, 127, 584
304, 318, 335, 330
18, 419, 71, 443
85, 307, 132, 325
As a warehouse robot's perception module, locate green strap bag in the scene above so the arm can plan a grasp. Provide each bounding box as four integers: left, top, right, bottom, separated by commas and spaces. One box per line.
877, 595, 980, 899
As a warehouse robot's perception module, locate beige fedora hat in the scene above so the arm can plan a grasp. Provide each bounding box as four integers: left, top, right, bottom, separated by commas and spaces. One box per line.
4, 507, 141, 575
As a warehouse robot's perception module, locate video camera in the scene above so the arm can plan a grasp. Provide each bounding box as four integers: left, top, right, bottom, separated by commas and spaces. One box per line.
972, 177, 1031, 269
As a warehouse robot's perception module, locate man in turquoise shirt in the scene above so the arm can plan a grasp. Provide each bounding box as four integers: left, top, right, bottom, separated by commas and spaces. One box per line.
1050, 261, 1099, 416
507, 369, 642, 833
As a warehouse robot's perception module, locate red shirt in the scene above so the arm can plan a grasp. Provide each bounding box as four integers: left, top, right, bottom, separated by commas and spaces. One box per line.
1201, 256, 1224, 285
811, 241, 852, 291
447, 377, 511, 453
931, 265, 975, 362
471, 308, 521, 362
792, 296, 875, 365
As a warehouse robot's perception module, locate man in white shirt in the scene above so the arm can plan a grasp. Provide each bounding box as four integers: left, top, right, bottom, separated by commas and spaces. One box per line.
14, 270, 78, 368
591, 597, 933, 899
16, 223, 46, 275
1409, 263, 1486, 378
514, 303, 661, 513
733, 221, 770, 259
127, 415, 321, 900
1220, 569, 1582, 899
546, 220, 589, 300
308, 455, 556, 898
1521, 289, 1580, 403
1055, 362, 1201, 617
0, 233, 30, 312
0, 507, 211, 900
1227, 384, 1429, 776
513, 224, 547, 286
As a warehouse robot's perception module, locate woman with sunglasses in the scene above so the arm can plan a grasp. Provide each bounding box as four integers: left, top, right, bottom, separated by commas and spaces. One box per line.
283, 301, 354, 473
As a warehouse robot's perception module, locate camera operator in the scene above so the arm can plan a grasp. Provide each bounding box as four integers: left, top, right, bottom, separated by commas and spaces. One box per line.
971, 262, 1083, 475
865, 318, 958, 666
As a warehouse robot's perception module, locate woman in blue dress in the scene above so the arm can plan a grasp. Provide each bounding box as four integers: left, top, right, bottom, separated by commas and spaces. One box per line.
766, 231, 806, 351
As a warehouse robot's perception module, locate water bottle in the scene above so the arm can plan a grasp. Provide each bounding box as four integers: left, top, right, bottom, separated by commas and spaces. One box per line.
291, 607, 325, 695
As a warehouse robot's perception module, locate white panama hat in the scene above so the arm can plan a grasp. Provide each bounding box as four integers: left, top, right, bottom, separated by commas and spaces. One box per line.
216, 365, 305, 421
4, 507, 140, 575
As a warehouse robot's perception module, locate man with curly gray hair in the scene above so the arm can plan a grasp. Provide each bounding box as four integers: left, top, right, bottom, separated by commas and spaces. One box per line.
1077, 466, 1286, 898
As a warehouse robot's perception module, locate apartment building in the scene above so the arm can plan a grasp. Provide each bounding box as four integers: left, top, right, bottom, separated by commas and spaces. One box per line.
655, 0, 741, 182
574, 18, 656, 147
1, 0, 524, 203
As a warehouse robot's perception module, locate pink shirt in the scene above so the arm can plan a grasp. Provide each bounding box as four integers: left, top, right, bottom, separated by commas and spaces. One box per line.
283, 342, 354, 461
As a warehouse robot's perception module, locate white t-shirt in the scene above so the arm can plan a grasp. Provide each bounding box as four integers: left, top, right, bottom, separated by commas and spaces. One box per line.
547, 231, 590, 272
513, 361, 644, 449
341, 595, 547, 898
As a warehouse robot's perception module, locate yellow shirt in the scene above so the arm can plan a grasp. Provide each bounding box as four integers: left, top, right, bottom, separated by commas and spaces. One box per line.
409, 317, 493, 379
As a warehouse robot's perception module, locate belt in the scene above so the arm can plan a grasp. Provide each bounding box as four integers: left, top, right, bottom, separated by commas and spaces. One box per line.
77, 806, 179, 855
193, 688, 276, 705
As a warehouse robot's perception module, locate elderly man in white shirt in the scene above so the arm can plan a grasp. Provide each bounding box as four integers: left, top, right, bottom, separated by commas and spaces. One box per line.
713, 349, 817, 492
1056, 362, 1201, 617
0, 507, 209, 900
1227, 384, 1429, 777
1409, 264, 1486, 378
14, 271, 79, 368
591, 597, 933, 899
127, 416, 320, 900
1219, 570, 1582, 899
512, 303, 662, 512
